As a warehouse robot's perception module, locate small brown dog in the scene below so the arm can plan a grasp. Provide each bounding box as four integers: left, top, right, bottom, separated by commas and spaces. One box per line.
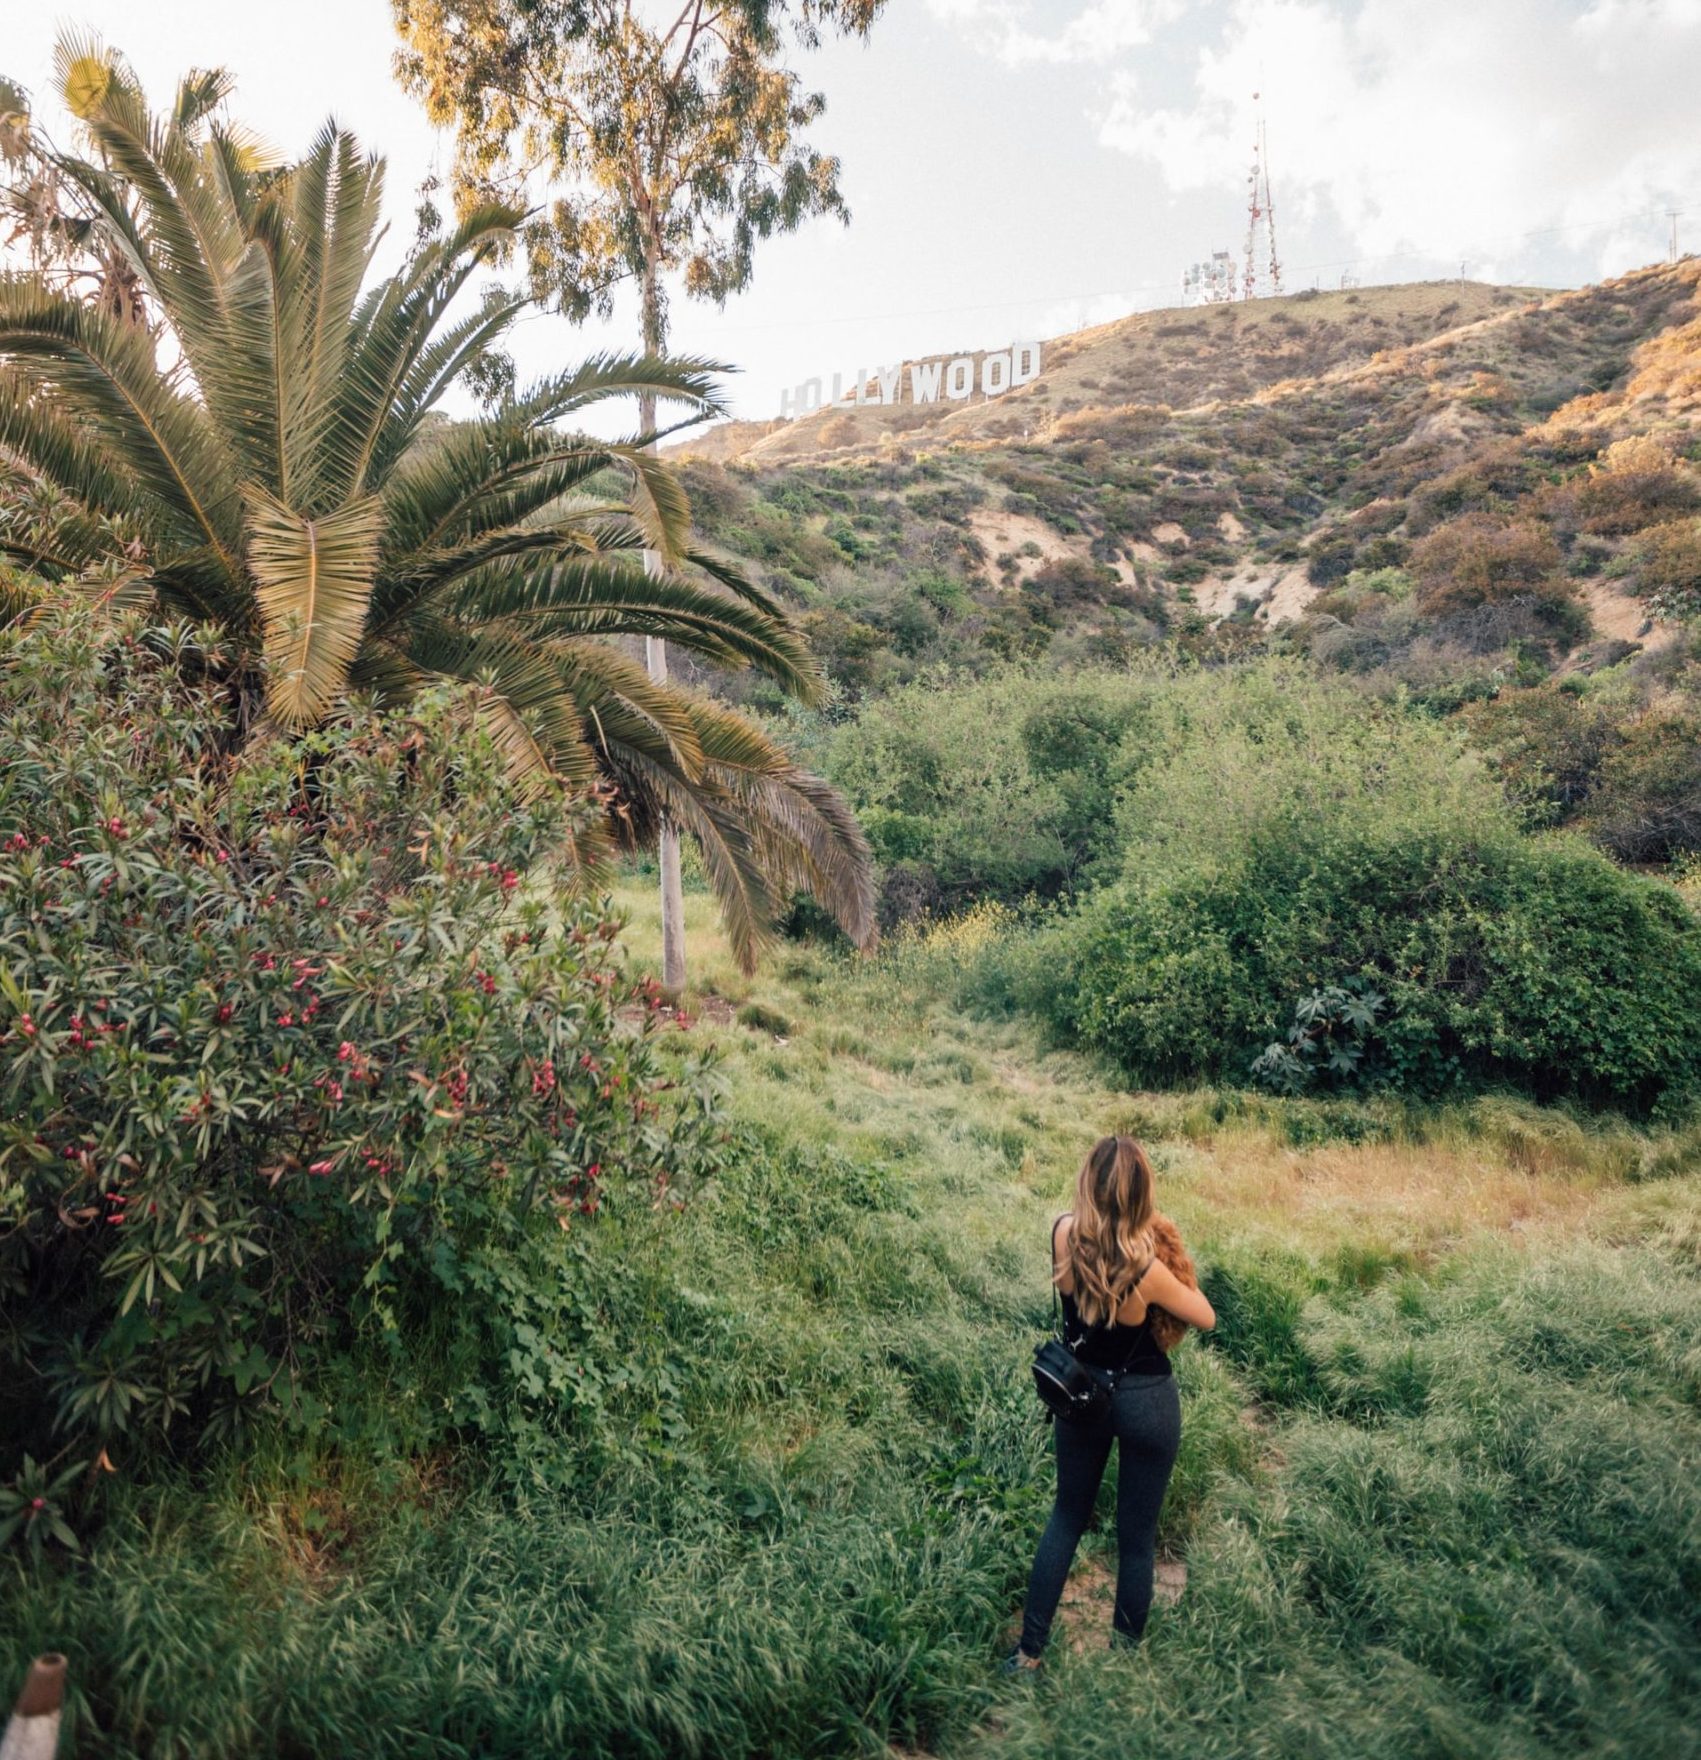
1145, 1213, 1199, 1353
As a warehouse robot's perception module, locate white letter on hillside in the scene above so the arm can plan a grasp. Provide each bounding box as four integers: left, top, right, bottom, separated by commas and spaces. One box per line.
982, 352, 1012, 396
876, 364, 902, 405
1011, 340, 1042, 387
912, 361, 943, 404
779, 385, 799, 420
798, 377, 823, 416
945, 357, 974, 400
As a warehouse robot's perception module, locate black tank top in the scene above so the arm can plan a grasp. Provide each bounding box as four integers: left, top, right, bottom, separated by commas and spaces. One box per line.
1054, 1218, 1172, 1379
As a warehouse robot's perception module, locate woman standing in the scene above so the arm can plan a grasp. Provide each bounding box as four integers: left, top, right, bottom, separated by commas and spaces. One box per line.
1008, 1135, 1216, 1668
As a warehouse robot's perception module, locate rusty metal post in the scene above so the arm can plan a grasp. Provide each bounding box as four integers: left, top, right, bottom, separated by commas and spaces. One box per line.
0, 1654, 65, 1760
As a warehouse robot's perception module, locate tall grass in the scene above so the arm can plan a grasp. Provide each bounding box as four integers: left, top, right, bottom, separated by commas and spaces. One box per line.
4, 880, 1698, 1756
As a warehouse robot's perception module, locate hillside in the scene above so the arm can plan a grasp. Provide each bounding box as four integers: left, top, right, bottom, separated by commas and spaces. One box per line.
678, 280, 1541, 467
675, 263, 1701, 692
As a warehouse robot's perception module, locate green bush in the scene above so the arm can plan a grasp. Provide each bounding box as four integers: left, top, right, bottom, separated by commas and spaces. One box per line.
1582, 713, 1701, 862
0, 606, 718, 1460
997, 667, 1701, 1110
824, 669, 1155, 913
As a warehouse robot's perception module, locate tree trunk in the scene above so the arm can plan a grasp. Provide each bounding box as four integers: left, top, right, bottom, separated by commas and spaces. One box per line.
640, 247, 686, 1000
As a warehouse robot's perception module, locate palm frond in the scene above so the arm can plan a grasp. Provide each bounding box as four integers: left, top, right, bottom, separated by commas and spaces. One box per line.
613, 441, 694, 564
0, 368, 147, 528
544, 637, 705, 777
380, 421, 618, 559
683, 544, 789, 618
332, 203, 520, 498
517, 352, 730, 426
384, 617, 598, 796
0, 278, 242, 575
438, 549, 821, 693
680, 697, 874, 949
0, 573, 44, 630
243, 485, 381, 726
598, 738, 785, 973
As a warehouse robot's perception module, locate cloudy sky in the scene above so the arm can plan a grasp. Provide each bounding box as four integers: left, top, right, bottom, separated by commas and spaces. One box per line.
5, 0, 1699, 423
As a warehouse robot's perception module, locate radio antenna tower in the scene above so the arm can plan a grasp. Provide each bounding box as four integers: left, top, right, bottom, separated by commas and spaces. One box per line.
1242, 93, 1283, 300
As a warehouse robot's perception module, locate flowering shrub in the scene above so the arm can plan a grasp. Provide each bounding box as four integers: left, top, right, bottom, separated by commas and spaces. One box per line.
0, 606, 717, 1456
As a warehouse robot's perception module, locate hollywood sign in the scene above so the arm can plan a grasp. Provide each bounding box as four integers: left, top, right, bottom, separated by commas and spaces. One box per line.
778, 340, 1042, 421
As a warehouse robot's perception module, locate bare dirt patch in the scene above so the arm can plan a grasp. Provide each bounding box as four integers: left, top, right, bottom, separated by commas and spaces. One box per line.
968, 507, 1084, 582
1047, 1551, 1187, 1656
1578, 579, 1665, 646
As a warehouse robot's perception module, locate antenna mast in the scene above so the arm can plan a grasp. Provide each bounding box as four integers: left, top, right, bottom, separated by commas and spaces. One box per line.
1242, 93, 1282, 300
1262, 109, 1281, 296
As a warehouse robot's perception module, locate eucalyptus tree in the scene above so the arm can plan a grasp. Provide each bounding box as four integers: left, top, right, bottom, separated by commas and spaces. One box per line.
0, 41, 872, 969
393, 0, 886, 989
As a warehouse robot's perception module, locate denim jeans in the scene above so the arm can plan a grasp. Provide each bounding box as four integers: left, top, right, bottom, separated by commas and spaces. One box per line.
1018, 1371, 1182, 1655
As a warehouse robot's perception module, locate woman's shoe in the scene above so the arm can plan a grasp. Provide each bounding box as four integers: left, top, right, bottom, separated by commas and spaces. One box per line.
1000, 1645, 1043, 1676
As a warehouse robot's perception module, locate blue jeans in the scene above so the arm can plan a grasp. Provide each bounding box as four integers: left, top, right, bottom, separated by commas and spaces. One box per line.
1019, 1371, 1182, 1655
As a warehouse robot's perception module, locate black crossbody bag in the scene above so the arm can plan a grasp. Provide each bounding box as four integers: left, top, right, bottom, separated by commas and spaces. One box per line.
1030, 1218, 1154, 1425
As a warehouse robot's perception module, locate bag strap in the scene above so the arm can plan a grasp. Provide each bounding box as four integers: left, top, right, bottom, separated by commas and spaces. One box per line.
1049, 1214, 1068, 1337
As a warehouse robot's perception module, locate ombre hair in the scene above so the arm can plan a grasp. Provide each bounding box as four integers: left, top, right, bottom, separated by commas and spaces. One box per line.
1060, 1135, 1157, 1327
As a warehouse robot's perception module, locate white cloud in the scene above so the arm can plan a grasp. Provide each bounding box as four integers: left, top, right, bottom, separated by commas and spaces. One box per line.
927, 0, 1183, 65
1099, 0, 1701, 278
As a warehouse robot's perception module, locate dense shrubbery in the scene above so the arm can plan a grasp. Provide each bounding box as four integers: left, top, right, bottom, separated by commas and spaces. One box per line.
1464, 680, 1701, 862
1407, 514, 1583, 639
1634, 516, 1701, 621
822, 669, 1155, 919
0, 607, 722, 1462
980, 668, 1701, 1111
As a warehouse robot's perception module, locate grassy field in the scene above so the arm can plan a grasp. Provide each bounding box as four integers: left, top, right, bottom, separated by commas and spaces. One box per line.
4, 873, 1699, 1757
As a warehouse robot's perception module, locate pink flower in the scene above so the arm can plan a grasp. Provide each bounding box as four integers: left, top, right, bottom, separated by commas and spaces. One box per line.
308, 1158, 335, 1175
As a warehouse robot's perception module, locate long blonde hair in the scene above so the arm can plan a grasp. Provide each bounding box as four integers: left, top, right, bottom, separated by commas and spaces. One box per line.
1060, 1135, 1156, 1327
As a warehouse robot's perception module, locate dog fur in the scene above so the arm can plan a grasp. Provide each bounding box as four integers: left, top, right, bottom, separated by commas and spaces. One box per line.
1146, 1212, 1198, 1354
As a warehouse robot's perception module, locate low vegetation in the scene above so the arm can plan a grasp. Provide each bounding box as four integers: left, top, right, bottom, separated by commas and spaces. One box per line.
9, 872, 1696, 1756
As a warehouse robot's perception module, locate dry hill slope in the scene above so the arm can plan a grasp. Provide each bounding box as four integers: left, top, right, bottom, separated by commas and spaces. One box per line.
676, 280, 1542, 467
676, 262, 1701, 688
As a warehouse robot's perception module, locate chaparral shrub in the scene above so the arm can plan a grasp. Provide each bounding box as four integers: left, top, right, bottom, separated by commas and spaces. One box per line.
1633, 516, 1701, 621
1568, 435, 1701, 535
1408, 513, 1581, 639
0, 604, 722, 1461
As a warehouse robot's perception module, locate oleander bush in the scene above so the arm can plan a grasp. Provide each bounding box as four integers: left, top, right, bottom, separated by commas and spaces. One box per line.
0, 604, 723, 1461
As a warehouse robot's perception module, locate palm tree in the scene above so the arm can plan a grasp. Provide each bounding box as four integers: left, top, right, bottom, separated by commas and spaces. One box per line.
0, 40, 872, 970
